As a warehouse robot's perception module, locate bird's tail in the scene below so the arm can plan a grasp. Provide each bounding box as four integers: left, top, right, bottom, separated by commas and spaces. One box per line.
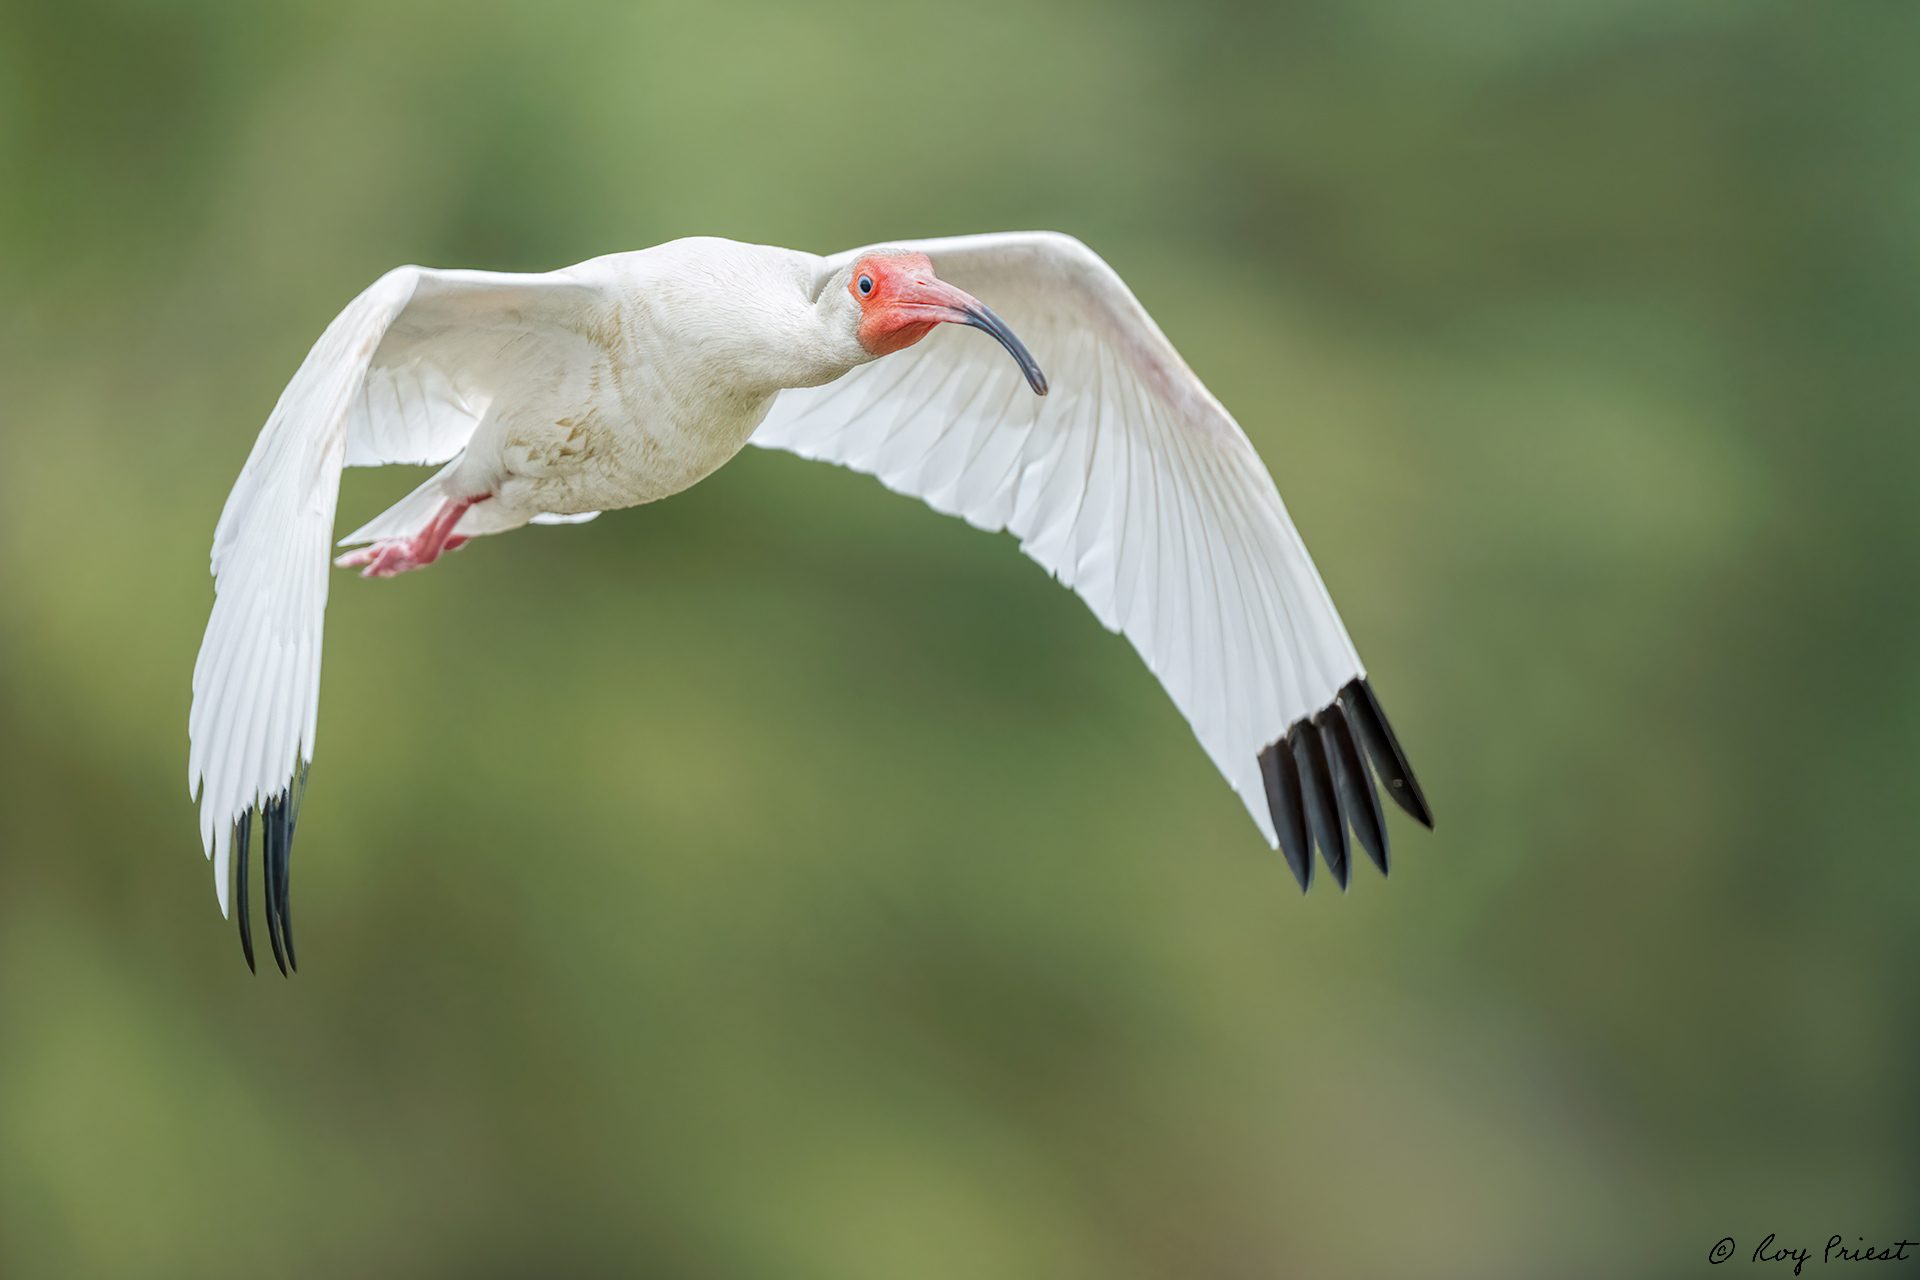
340, 464, 601, 548
337, 465, 461, 547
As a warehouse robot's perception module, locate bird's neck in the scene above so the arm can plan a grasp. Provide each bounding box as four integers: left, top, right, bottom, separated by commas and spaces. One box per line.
771, 331, 869, 391
709, 271, 870, 394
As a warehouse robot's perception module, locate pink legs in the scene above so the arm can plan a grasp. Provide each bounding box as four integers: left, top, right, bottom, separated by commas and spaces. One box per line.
333, 496, 488, 579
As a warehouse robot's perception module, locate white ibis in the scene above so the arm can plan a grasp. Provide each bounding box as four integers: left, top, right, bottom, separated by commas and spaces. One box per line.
189, 233, 1432, 972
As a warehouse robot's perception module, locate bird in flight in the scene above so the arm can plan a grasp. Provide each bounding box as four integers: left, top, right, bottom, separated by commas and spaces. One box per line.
189, 233, 1432, 973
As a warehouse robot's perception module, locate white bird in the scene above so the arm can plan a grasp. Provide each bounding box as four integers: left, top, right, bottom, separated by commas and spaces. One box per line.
189, 232, 1431, 972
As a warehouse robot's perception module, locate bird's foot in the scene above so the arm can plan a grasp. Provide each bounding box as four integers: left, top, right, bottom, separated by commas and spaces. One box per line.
334, 537, 442, 578
333, 497, 483, 579
333, 533, 471, 578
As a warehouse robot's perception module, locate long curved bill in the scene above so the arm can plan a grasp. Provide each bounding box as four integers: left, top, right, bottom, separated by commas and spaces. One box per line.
905, 280, 1050, 396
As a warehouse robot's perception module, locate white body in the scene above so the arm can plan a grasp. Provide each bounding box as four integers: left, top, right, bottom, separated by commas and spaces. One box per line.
348, 238, 859, 544
190, 231, 1416, 928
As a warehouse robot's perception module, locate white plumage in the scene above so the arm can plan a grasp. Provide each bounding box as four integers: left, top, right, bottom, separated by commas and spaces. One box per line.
189, 232, 1431, 971
757, 233, 1367, 846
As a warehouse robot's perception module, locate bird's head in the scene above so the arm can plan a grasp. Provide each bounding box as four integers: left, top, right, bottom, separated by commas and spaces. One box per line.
840, 252, 1048, 395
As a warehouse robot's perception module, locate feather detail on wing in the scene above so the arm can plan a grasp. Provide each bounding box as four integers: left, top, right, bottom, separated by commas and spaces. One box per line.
754, 233, 1429, 881
188, 265, 599, 962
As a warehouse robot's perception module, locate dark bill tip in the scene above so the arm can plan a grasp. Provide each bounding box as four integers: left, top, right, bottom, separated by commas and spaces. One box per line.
958, 302, 1048, 396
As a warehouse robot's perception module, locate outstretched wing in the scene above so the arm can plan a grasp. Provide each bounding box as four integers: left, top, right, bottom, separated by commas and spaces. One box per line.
753, 232, 1430, 888
187, 264, 601, 960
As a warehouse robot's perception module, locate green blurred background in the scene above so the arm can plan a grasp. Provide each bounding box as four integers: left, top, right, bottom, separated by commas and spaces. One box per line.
3, 1, 1916, 1276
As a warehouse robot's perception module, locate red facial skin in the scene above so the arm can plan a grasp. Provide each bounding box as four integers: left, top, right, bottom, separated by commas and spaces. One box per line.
847, 252, 1051, 396
850, 252, 975, 355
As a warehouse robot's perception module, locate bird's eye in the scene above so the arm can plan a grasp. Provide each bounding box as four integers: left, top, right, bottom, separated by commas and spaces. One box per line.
857, 274, 873, 296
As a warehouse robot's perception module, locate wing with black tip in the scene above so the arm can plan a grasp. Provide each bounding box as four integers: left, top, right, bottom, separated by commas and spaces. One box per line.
755, 232, 1432, 886
188, 264, 603, 970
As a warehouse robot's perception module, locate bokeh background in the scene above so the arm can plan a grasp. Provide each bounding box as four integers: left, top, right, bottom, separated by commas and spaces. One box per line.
3, 2, 1916, 1276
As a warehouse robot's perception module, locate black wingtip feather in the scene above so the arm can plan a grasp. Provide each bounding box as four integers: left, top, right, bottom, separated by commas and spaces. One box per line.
262, 794, 289, 977
1321, 706, 1389, 876
230, 766, 309, 975
1292, 723, 1349, 890
234, 811, 255, 974
1342, 678, 1433, 829
1259, 741, 1313, 893
274, 791, 297, 973
1256, 678, 1428, 892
